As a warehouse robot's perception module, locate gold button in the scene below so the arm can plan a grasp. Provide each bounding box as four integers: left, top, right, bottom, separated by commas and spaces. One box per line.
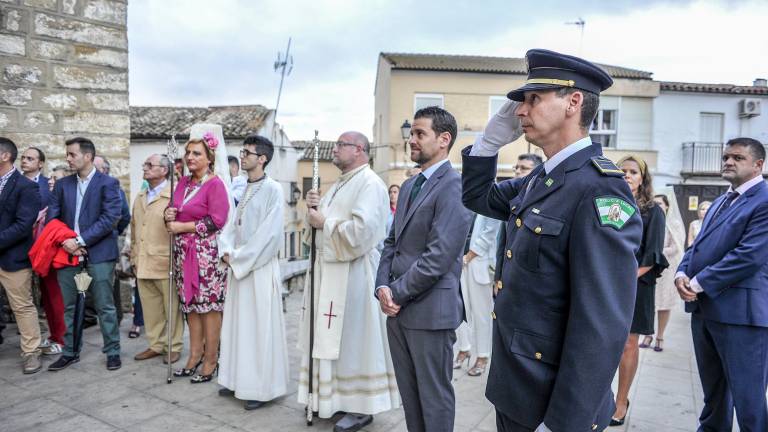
496, 280, 503, 290
535, 352, 542, 360
511, 205, 516, 211
515, 218, 522, 228
506, 250, 512, 259
491, 311, 496, 320
534, 226, 542, 234
591, 424, 597, 430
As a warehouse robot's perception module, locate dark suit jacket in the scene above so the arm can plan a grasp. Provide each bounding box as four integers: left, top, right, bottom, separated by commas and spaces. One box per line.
376, 161, 472, 330
116, 188, 130, 236
37, 175, 50, 209
679, 180, 768, 327
462, 144, 642, 432
46, 170, 122, 264
0, 170, 41, 271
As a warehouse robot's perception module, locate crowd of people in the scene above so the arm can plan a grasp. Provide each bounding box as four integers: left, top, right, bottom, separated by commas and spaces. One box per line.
0, 47, 766, 432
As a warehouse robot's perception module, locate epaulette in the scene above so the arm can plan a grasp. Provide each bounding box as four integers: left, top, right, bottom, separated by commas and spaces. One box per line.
591, 156, 624, 177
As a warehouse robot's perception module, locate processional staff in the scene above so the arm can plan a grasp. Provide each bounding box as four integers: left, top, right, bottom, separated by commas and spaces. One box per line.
165, 134, 178, 384
306, 130, 320, 426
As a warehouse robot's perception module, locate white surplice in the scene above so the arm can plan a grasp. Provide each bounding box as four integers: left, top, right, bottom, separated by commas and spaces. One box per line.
297, 164, 401, 417
218, 176, 289, 401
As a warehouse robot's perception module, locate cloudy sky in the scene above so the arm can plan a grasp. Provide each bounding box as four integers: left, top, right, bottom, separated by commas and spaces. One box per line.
128, 0, 768, 141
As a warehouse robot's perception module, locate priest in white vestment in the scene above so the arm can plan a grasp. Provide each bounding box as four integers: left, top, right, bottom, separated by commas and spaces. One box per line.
218, 135, 289, 410
299, 131, 400, 432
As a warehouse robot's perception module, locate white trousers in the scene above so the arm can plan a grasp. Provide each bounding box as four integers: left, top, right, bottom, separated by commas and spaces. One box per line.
456, 258, 494, 357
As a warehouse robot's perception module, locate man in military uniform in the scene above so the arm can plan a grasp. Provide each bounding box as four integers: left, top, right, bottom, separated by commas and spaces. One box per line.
461, 49, 643, 432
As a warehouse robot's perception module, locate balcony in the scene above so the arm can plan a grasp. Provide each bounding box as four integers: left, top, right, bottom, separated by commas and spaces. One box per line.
681, 141, 768, 177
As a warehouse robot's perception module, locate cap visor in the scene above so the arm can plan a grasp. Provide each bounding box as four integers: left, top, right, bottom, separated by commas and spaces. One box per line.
507, 83, 564, 101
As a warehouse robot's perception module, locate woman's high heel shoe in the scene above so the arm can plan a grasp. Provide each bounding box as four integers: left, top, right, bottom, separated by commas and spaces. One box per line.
453, 351, 471, 369
173, 358, 202, 377
190, 363, 219, 384
609, 400, 630, 426
467, 358, 488, 377
639, 335, 653, 348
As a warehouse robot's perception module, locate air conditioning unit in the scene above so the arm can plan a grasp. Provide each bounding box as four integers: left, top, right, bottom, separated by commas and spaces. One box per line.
739, 98, 761, 118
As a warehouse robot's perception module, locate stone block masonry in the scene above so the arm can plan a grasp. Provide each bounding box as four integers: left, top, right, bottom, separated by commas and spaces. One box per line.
0, 0, 129, 190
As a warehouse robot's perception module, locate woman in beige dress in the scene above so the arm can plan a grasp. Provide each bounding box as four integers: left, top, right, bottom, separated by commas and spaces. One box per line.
640, 193, 685, 352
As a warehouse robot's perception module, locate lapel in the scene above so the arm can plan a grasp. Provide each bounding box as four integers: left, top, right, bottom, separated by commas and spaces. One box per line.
696, 182, 765, 242
396, 162, 451, 240
394, 176, 415, 240
78, 171, 99, 219
0, 170, 20, 210
518, 144, 599, 213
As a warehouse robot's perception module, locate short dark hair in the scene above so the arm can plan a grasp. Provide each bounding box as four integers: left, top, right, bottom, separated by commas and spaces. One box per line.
65, 137, 96, 160
518, 153, 543, 167
243, 134, 275, 168
654, 194, 670, 208
555, 88, 599, 130
414, 106, 458, 150
725, 137, 766, 161
28, 146, 46, 162
0, 137, 18, 163
228, 155, 239, 166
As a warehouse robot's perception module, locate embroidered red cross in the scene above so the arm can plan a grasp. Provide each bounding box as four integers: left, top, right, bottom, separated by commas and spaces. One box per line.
323, 301, 337, 329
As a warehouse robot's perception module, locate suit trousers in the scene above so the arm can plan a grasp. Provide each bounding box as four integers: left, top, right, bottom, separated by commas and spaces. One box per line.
691, 314, 768, 432
40, 271, 65, 345
387, 317, 455, 432
137, 278, 183, 354
0, 267, 41, 354
58, 261, 120, 357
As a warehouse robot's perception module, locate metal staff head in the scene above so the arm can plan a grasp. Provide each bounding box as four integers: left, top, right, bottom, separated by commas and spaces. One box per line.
312, 130, 320, 191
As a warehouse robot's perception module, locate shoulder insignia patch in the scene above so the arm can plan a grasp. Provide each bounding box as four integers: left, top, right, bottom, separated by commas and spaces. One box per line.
591, 156, 624, 177
595, 197, 636, 229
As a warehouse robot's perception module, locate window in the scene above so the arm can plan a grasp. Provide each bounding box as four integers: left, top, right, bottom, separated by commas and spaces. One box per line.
699, 113, 724, 144
302, 177, 319, 199
414, 93, 444, 113
590, 109, 618, 148
489, 96, 507, 119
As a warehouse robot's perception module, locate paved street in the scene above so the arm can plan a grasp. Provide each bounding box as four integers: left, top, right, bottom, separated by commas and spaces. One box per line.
0, 291, 717, 431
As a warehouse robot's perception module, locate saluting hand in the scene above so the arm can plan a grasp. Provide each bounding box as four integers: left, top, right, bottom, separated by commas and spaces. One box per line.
482, 100, 523, 150
675, 276, 698, 302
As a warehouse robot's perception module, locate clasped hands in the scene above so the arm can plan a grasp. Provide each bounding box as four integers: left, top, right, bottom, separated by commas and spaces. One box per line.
305, 190, 326, 229
163, 207, 185, 234
674, 276, 698, 302
377, 287, 401, 317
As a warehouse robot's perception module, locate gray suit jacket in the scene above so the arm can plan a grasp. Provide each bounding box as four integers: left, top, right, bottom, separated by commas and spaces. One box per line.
376, 161, 472, 330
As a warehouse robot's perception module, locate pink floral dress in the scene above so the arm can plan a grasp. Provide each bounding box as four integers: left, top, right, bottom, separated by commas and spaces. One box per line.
172, 175, 230, 314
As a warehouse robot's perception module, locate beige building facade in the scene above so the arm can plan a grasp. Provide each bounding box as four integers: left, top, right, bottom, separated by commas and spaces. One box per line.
373, 53, 659, 186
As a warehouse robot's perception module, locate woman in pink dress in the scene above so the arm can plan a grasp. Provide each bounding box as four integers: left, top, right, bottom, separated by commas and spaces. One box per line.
165, 135, 230, 383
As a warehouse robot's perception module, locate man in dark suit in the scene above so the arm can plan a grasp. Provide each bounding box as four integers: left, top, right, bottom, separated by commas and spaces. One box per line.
462, 49, 642, 432
46, 137, 123, 372
0, 137, 43, 374
676, 137, 768, 432
19, 146, 50, 209
376, 106, 473, 431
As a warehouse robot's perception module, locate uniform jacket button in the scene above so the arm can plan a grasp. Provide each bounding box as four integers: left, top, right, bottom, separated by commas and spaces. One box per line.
496, 280, 503, 290
491, 311, 496, 320
535, 352, 542, 360
592, 424, 598, 430
515, 218, 522, 228
506, 250, 512, 259
534, 226, 542, 234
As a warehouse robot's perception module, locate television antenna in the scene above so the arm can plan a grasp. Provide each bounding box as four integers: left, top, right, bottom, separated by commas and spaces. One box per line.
565, 18, 585, 55
273, 37, 294, 122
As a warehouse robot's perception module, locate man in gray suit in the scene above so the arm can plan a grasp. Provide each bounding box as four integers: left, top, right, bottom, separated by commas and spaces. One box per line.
376, 106, 473, 431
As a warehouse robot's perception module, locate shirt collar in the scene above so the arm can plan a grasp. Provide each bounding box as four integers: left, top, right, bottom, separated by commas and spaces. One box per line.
543, 136, 593, 175
0, 166, 15, 181
78, 166, 97, 184
729, 174, 765, 196
149, 179, 168, 193
420, 158, 450, 180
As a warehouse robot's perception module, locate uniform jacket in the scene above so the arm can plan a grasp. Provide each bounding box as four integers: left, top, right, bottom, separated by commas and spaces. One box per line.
0, 170, 41, 271
130, 183, 171, 280
46, 170, 122, 264
28, 219, 80, 276
679, 180, 768, 327
462, 143, 642, 432
376, 161, 473, 330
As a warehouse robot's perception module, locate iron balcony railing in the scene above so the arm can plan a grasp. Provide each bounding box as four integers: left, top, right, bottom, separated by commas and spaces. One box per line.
681, 141, 768, 176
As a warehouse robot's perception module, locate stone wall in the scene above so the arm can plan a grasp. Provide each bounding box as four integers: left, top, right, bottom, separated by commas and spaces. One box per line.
0, 0, 129, 187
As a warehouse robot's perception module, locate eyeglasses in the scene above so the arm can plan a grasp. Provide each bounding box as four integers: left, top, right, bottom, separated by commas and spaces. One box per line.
333, 141, 359, 149
239, 148, 264, 157
142, 163, 164, 169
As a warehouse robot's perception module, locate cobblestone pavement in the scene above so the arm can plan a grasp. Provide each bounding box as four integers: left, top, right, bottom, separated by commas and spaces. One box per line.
0, 291, 725, 431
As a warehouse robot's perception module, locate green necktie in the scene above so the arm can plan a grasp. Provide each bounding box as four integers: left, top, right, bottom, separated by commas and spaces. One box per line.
408, 173, 427, 207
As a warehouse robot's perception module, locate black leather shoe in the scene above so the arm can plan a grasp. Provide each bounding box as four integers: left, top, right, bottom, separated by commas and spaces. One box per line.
48, 355, 80, 371
106, 355, 122, 371
609, 399, 629, 426
334, 413, 373, 432
218, 387, 235, 397
244, 400, 265, 410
